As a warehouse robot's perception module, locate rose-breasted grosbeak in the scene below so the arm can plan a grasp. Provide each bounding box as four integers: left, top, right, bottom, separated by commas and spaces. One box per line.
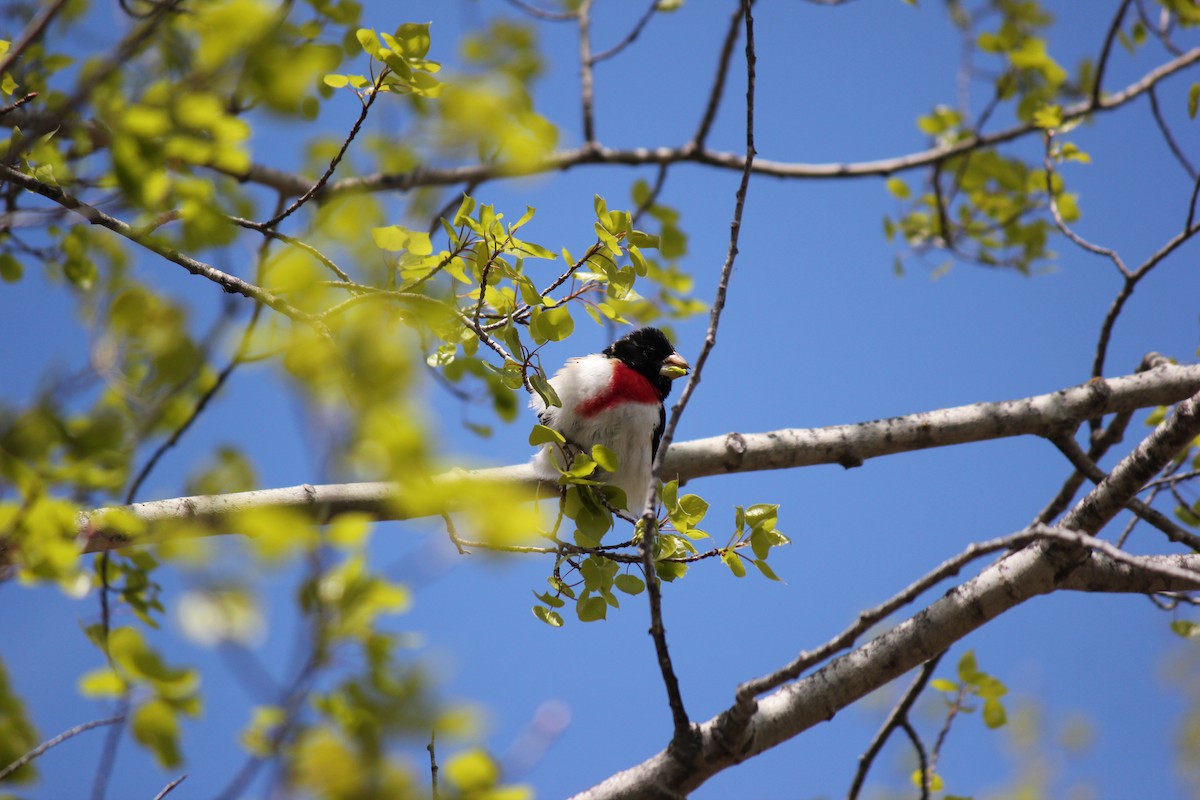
530, 327, 690, 511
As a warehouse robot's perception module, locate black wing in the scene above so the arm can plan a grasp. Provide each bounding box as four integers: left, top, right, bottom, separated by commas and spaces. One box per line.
650, 403, 665, 460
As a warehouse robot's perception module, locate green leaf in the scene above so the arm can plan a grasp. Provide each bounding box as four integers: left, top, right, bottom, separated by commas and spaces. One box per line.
562, 451, 597, 479
982, 697, 1008, 728
930, 678, 959, 693
131, 698, 182, 768
453, 194, 477, 225
1189, 83, 1200, 119
1175, 503, 1200, 527
0, 656, 39, 784
721, 551, 746, 578
528, 424, 565, 446
529, 371, 561, 408
393, 21, 432, 59
444, 748, 499, 791
1171, 619, 1200, 639
576, 596, 607, 622
957, 649, 981, 683
591, 444, 618, 472
885, 177, 910, 199
678, 493, 709, 522
910, 769, 944, 792
0, 252, 22, 282
356, 28, 382, 58
533, 605, 564, 627
1033, 103, 1063, 129
323, 74, 349, 88
371, 225, 406, 251
530, 303, 574, 343
752, 559, 781, 581
78, 666, 126, 697
511, 204, 536, 231
614, 573, 645, 595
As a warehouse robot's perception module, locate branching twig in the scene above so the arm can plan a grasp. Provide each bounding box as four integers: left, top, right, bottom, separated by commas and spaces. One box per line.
125, 200, 281, 504
1092, 208, 1200, 379
1048, 432, 1200, 549
0, 164, 323, 327
226, 46, 1200, 200
847, 653, 944, 800
1043, 133, 1130, 277
901, 720, 932, 800
231, 218, 352, 283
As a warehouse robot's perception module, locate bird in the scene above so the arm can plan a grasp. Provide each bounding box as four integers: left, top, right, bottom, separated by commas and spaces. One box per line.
530, 327, 690, 512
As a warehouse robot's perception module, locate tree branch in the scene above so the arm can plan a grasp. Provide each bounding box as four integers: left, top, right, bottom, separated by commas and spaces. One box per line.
0, 164, 322, 327
569, 384, 1200, 798
74, 360, 1200, 551
222, 46, 1200, 200
0, 715, 125, 781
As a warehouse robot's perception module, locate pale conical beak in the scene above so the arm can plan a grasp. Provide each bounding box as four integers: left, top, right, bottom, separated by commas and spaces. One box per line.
660, 353, 690, 380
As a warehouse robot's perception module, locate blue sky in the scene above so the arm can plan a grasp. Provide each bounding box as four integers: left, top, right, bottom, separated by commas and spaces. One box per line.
3, 1, 1200, 798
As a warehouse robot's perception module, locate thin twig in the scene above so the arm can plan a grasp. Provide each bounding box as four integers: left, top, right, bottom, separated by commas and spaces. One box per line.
1147, 85, 1197, 180
226, 46, 1200, 199
631, 163, 670, 228
0, 92, 37, 117
901, 720, 932, 800
428, 731, 441, 800
0, 715, 124, 781
590, 1, 659, 64
688, 3, 745, 151
1049, 432, 1200, 549
1091, 0, 1135, 107
1145, 468, 1200, 491
1042, 133, 1130, 277
643, 0, 757, 753
0, 0, 71, 78
125, 199, 282, 503
256, 71, 388, 228
733, 521, 1200, 713
90, 696, 130, 800
847, 652, 944, 800
503, 0, 576, 21
1092, 210, 1200, 379
0, 164, 322, 327
230, 218, 352, 282
153, 775, 188, 800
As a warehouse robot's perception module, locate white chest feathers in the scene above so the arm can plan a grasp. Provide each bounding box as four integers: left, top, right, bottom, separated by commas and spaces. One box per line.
530, 354, 663, 511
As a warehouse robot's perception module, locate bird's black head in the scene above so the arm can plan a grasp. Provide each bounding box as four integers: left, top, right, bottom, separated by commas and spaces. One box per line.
603, 327, 690, 400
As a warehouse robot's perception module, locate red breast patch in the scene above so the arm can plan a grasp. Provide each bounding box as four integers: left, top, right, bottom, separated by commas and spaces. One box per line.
577, 361, 660, 417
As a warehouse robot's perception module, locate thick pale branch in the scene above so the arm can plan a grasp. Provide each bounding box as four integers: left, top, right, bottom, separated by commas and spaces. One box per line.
77, 362, 1200, 551
570, 386, 1200, 799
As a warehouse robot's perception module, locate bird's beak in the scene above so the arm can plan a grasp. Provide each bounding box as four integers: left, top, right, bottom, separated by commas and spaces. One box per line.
660, 353, 690, 380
